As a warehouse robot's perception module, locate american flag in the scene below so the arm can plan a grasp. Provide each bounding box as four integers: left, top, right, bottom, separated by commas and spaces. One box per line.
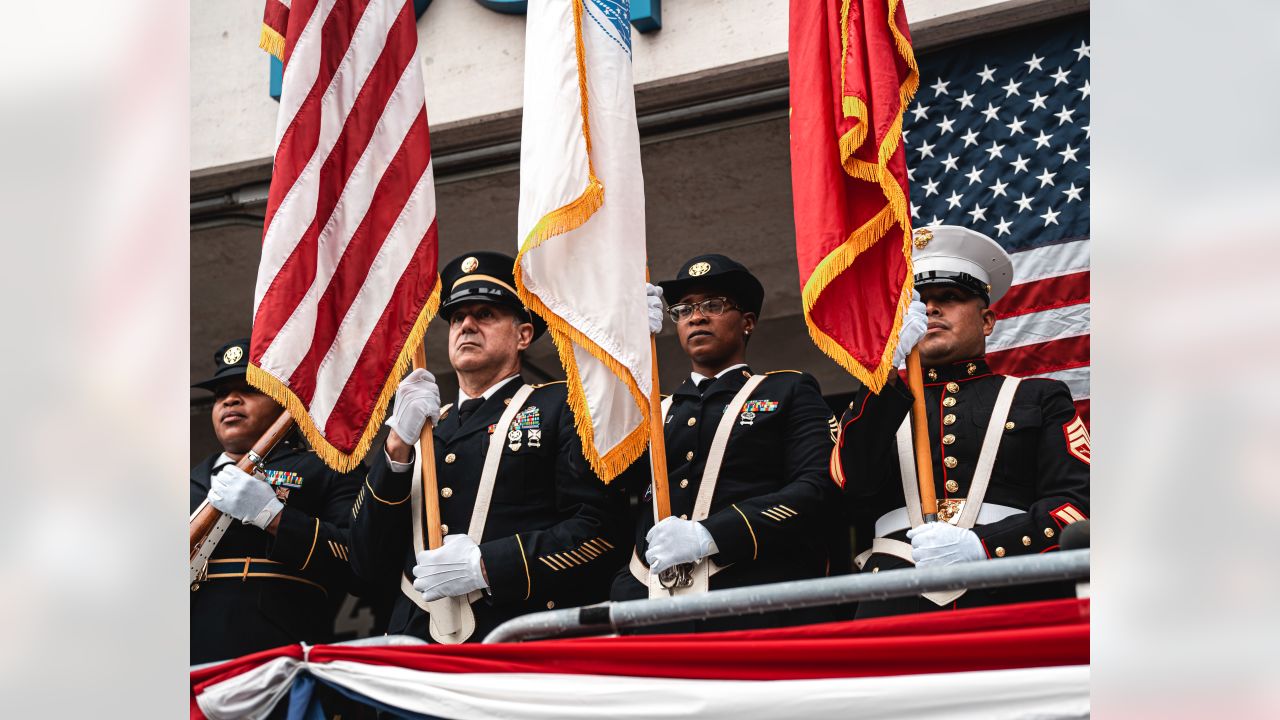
249, 0, 441, 471
905, 15, 1090, 423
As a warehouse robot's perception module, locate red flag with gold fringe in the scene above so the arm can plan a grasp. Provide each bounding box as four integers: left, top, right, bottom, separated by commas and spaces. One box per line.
790, 0, 918, 392
249, 0, 441, 471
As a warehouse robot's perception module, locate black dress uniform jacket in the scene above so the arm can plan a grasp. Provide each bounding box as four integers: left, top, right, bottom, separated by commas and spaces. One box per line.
611, 367, 844, 630
190, 438, 365, 665
348, 377, 630, 642
834, 357, 1090, 617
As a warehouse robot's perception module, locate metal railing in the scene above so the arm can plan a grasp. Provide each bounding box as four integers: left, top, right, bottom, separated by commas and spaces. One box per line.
483, 549, 1089, 643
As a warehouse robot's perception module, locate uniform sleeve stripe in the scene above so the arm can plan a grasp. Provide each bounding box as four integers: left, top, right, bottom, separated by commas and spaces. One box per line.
515, 533, 532, 600
731, 504, 759, 561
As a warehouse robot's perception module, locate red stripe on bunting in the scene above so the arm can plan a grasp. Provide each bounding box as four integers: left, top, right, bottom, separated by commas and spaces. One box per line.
986, 335, 1089, 378
993, 271, 1089, 319
281, 0, 320, 69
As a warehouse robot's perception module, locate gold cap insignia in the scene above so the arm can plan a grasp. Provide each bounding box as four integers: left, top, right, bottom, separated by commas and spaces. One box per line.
222, 346, 244, 365
688, 261, 711, 277
912, 228, 933, 249
461, 256, 479, 273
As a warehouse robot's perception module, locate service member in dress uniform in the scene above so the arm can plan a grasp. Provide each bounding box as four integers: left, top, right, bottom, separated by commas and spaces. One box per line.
833, 226, 1091, 617
348, 251, 630, 643
190, 339, 366, 665
611, 254, 844, 630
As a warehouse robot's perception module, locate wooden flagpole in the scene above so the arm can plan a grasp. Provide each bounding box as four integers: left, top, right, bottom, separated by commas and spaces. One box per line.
413, 345, 445, 549
905, 348, 939, 523
649, 334, 672, 520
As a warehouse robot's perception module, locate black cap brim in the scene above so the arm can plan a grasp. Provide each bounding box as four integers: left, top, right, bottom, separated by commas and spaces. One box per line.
191, 366, 248, 392
659, 270, 765, 318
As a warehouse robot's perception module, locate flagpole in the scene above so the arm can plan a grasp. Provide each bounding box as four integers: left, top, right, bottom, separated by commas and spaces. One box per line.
905, 348, 939, 523
648, 334, 672, 520
190, 410, 297, 556
413, 345, 445, 549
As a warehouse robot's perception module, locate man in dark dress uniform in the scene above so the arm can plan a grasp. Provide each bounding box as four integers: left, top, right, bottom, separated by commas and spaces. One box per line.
190, 338, 365, 665
611, 254, 844, 631
348, 251, 630, 643
833, 226, 1090, 617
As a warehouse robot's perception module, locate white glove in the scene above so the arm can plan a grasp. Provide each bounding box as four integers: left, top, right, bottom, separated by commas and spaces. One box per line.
645, 283, 664, 335
412, 535, 489, 601
907, 521, 986, 567
386, 369, 442, 445
645, 516, 719, 574
893, 290, 928, 367
208, 465, 283, 530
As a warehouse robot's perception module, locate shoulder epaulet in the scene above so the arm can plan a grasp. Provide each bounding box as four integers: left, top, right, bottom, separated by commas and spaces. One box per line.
765, 369, 805, 375
530, 380, 567, 389
660, 393, 671, 400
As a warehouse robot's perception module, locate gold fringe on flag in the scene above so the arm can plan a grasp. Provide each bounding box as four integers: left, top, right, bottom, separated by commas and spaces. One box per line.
801, 0, 919, 393
260, 23, 286, 61
513, 0, 651, 484
247, 277, 442, 473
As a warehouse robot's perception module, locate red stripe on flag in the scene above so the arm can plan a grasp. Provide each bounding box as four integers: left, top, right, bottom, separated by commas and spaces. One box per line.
986, 335, 1089, 378
322, 220, 440, 450
281, 0, 321, 69
263, 0, 291, 40
262, 0, 374, 238
286, 107, 433, 404
254, 3, 420, 368
992, 271, 1089, 319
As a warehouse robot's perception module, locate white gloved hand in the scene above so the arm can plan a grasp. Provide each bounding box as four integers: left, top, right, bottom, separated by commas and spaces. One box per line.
386, 369, 442, 445
892, 290, 928, 367
412, 535, 489, 601
645, 283, 664, 335
907, 521, 986, 567
208, 465, 283, 530
645, 516, 719, 574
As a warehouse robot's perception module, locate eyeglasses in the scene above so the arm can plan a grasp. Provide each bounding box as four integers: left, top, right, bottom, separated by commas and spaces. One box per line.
666, 297, 740, 323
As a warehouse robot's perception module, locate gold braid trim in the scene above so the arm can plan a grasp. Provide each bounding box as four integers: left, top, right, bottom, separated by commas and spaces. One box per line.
803, 0, 919, 393
247, 276, 441, 473
512, 0, 650, 483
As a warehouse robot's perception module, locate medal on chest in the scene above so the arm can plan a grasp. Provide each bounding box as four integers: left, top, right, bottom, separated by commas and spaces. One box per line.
738, 399, 779, 426
508, 406, 541, 451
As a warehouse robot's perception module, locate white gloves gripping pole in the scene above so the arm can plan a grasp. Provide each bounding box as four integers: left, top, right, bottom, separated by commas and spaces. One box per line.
646, 283, 664, 335
413, 535, 489, 601
907, 522, 986, 567
386, 369, 442, 445
892, 290, 928, 367
208, 465, 283, 530
645, 516, 719, 574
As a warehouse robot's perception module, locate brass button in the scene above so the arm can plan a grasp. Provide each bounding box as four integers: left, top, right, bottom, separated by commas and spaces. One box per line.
946, 381, 960, 393
440, 524, 449, 534
1022, 535, 1032, 546
680, 514, 688, 520
994, 546, 1006, 557
444, 453, 457, 464
504, 398, 512, 406
849, 401, 856, 409
190, 582, 200, 592
945, 479, 959, 493
687, 417, 697, 426
679, 478, 689, 489
441, 487, 453, 498
927, 369, 938, 380
546, 601, 555, 609
966, 363, 977, 375
942, 433, 956, 445
1005, 421, 1015, 430
943, 414, 956, 425
943, 456, 958, 469
1044, 527, 1055, 538
943, 397, 957, 407
686, 450, 694, 461
871, 566, 880, 573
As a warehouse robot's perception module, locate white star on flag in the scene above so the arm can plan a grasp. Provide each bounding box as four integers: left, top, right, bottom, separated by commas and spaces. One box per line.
1014, 193, 1034, 212
961, 129, 980, 147
977, 64, 997, 83
932, 78, 950, 95
981, 103, 1001, 122
1003, 78, 1022, 97
965, 166, 984, 185
985, 142, 1006, 160
922, 178, 940, 196
956, 90, 976, 109
1058, 144, 1079, 163
1006, 117, 1027, 135
945, 190, 964, 209
1063, 183, 1083, 202
1040, 207, 1061, 226
1036, 168, 1057, 188
1025, 54, 1045, 72
941, 153, 960, 171
989, 178, 1009, 197
1033, 130, 1053, 149
937, 116, 956, 134
911, 103, 931, 121
1055, 105, 1075, 125
1010, 155, 1030, 173
918, 140, 936, 158
968, 204, 989, 222
1029, 92, 1049, 111
1050, 66, 1071, 85
1075, 42, 1090, 60
994, 216, 1013, 236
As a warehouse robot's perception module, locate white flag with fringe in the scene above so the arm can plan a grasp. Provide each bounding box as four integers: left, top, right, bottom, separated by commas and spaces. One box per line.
515, 0, 651, 483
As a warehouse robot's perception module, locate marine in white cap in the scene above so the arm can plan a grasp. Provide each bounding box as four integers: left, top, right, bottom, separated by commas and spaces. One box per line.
831, 225, 1090, 617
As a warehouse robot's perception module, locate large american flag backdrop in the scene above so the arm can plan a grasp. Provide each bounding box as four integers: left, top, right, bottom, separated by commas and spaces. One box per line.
905, 15, 1090, 423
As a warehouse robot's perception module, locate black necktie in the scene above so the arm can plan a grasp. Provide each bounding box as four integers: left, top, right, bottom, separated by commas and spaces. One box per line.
456, 397, 484, 424
696, 378, 713, 395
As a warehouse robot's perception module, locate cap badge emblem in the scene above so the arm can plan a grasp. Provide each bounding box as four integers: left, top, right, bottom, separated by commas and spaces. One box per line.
688, 261, 711, 277
222, 346, 244, 365
912, 228, 933, 249
461, 256, 479, 273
